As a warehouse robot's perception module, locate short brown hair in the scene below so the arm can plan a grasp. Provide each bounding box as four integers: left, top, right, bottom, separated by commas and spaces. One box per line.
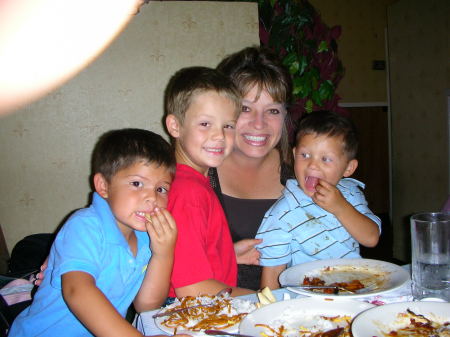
91, 128, 176, 182
295, 111, 359, 159
164, 66, 241, 124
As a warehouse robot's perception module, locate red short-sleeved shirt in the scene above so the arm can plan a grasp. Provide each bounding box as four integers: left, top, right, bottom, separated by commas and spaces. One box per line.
168, 164, 237, 297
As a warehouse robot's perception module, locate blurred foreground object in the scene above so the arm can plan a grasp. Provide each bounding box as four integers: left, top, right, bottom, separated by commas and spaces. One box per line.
0, 0, 145, 116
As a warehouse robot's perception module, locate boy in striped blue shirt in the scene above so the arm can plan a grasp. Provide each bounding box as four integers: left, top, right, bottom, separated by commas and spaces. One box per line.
256, 111, 381, 289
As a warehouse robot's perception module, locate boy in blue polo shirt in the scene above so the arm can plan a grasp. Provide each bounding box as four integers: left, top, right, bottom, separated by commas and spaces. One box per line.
256, 111, 381, 290
9, 129, 185, 336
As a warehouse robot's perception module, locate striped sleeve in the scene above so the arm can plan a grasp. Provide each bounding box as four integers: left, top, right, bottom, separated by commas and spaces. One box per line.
256, 208, 293, 267
343, 182, 382, 234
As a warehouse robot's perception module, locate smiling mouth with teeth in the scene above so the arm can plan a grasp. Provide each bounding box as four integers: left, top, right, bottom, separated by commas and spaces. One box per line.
244, 135, 266, 142
205, 148, 224, 154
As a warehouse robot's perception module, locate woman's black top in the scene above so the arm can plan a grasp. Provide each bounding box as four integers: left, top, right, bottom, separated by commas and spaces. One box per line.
208, 164, 292, 290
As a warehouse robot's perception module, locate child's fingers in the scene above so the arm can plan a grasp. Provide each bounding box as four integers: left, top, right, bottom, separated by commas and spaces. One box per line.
147, 210, 166, 237
316, 179, 330, 192
158, 208, 177, 231
145, 218, 158, 238
153, 208, 177, 235
146, 208, 177, 239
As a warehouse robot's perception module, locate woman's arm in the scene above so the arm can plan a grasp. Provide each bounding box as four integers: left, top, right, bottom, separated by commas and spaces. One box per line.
62, 271, 143, 337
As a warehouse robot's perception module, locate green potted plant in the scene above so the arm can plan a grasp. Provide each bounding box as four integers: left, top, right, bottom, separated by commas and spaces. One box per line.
258, 0, 346, 130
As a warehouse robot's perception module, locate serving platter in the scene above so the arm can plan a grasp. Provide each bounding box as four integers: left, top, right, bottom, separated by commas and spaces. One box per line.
280, 258, 410, 298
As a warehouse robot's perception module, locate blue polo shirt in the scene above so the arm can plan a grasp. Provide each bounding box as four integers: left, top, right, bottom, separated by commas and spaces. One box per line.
9, 192, 151, 336
256, 178, 381, 267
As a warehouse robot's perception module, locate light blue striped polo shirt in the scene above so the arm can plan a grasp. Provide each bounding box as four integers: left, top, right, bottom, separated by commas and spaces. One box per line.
256, 178, 381, 267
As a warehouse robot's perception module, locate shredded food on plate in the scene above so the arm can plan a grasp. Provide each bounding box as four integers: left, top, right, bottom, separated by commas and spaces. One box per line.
159, 294, 254, 333
381, 309, 450, 337
302, 276, 365, 294
256, 315, 352, 337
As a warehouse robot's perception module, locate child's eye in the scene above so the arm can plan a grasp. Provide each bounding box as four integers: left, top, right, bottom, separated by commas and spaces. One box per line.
300, 152, 310, 159
322, 156, 332, 163
224, 123, 235, 130
156, 186, 169, 194
199, 122, 210, 127
242, 105, 251, 113
130, 181, 143, 188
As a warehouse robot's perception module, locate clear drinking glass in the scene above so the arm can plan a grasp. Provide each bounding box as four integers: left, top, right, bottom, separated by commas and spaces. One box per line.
410, 212, 450, 301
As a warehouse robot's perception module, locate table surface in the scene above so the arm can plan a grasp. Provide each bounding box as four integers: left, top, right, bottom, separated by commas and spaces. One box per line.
134, 264, 414, 335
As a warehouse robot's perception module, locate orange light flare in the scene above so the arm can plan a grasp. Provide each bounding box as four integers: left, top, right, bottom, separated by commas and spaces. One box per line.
0, 0, 146, 116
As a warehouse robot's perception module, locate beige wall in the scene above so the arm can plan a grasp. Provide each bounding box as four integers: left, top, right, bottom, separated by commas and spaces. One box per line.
310, 0, 396, 104
0, 1, 259, 252
388, 0, 450, 260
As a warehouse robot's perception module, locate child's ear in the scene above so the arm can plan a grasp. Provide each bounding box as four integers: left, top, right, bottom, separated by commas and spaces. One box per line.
343, 159, 358, 177
165, 114, 181, 138
93, 173, 109, 198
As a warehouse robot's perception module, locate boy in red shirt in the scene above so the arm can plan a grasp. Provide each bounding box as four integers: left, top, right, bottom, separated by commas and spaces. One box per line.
164, 66, 255, 298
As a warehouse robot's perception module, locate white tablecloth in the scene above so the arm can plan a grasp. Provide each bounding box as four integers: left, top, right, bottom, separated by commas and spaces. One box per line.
134, 265, 413, 335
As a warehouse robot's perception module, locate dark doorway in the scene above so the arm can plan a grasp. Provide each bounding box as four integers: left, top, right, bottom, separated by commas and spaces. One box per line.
348, 106, 402, 264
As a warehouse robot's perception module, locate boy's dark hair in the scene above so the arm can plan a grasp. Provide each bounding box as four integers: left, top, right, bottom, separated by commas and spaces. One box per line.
163, 66, 241, 125
295, 111, 359, 159
91, 128, 176, 182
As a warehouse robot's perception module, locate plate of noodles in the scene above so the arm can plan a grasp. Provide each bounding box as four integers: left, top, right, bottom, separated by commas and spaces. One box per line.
351, 301, 450, 337
154, 293, 257, 335
280, 258, 410, 298
239, 297, 374, 337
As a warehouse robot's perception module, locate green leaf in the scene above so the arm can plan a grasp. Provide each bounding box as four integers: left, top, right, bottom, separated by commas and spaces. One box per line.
293, 76, 311, 98
318, 80, 334, 101
282, 52, 298, 67
312, 90, 322, 106
305, 99, 314, 113
282, 53, 300, 76
311, 74, 318, 90
289, 61, 300, 75
298, 56, 308, 76
318, 40, 328, 53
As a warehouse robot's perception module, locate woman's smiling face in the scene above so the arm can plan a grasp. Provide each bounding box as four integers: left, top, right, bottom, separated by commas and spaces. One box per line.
234, 85, 286, 159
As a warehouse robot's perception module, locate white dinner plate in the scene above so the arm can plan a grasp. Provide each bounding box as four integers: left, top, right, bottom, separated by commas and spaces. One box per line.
280, 258, 410, 298
351, 301, 450, 337
154, 296, 256, 336
239, 297, 374, 336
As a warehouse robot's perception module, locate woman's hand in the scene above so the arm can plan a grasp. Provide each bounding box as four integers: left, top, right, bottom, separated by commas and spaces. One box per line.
234, 239, 262, 265
33, 256, 49, 286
